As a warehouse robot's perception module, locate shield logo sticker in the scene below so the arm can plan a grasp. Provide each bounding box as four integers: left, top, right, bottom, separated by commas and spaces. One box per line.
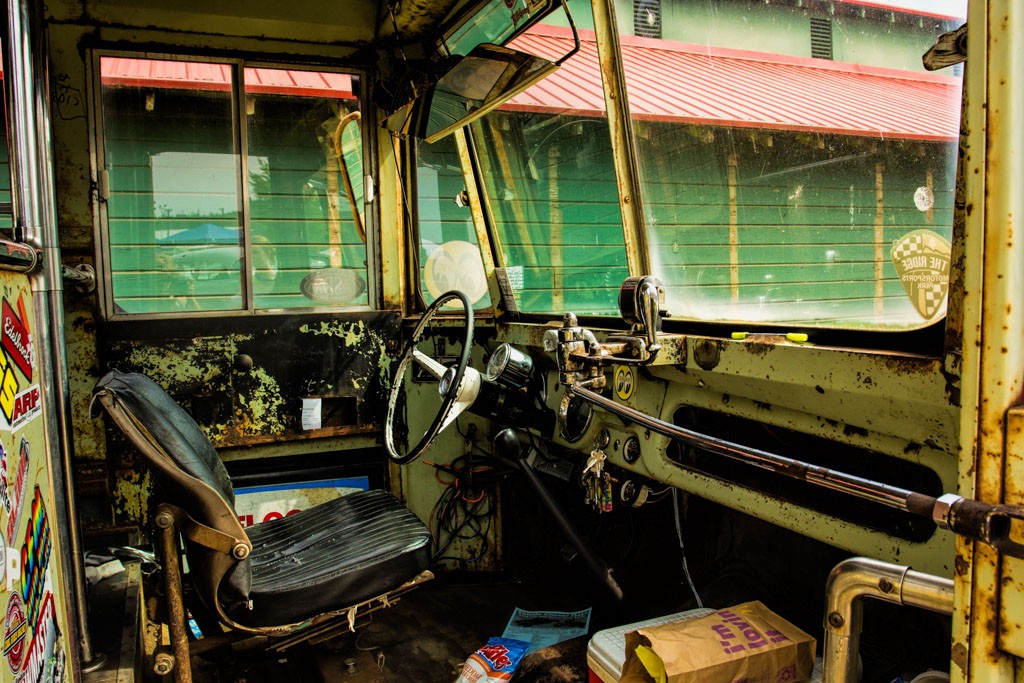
890, 229, 951, 320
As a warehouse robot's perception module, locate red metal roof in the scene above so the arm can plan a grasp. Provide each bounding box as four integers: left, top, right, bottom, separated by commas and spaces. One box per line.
100, 58, 355, 98
509, 25, 961, 142
99, 28, 960, 142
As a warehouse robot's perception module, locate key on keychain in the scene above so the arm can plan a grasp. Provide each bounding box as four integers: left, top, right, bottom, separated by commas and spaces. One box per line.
583, 448, 606, 476
581, 449, 605, 506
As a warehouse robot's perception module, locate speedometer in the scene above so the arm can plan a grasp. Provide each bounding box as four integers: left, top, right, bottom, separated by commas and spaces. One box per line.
485, 343, 533, 389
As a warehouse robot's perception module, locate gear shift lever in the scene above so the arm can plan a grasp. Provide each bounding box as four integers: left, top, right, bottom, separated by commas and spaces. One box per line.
496, 428, 624, 601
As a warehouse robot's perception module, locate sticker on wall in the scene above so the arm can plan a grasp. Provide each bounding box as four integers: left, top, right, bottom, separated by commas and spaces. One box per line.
43, 636, 65, 683
424, 241, 488, 308
20, 592, 57, 683
6, 439, 29, 546
20, 487, 51, 628
1, 295, 33, 382
10, 385, 41, 432
0, 346, 20, 429
3, 592, 26, 675
890, 229, 951, 320
0, 443, 10, 519
614, 366, 635, 401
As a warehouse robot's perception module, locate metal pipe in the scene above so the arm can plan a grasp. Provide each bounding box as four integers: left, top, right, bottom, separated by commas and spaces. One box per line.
3, 0, 94, 672
156, 512, 193, 683
569, 384, 1024, 558
569, 384, 918, 511
823, 557, 954, 683
496, 428, 623, 600
589, 0, 650, 275
0, 238, 38, 272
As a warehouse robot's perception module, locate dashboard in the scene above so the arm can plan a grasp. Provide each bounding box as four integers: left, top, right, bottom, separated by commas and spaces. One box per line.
466, 277, 960, 576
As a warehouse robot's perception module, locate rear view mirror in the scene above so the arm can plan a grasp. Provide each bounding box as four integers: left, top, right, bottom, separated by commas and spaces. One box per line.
385, 43, 558, 143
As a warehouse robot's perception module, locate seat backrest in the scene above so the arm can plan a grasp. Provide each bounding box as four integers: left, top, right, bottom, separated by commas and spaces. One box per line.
93, 369, 252, 617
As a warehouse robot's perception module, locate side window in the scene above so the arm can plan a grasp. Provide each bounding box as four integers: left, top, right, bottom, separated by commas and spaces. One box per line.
97, 57, 368, 316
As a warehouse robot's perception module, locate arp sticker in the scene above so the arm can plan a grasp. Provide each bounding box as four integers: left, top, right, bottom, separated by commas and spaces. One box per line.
614, 366, 635, 401
10, 385, 41, 432
3, 591, 26, 675
890, 229, 951, 320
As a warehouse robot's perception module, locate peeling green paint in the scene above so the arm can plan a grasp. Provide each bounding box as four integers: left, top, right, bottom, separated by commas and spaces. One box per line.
300, 319, 366, 345
235, 366, 287, 435
123, 336, 252, 384
113, 469, 152, 525
298, 318, 394, 388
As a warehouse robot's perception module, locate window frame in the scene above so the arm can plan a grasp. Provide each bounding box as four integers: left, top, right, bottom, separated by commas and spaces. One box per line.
89, 50, 378, 321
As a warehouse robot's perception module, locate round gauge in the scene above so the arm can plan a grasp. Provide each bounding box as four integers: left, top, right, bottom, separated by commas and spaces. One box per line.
485, 343, 533, 389
560, 396, 593, 443
486, 344, 511, 380
623, 435, 641, 464
438, 368, 457, 396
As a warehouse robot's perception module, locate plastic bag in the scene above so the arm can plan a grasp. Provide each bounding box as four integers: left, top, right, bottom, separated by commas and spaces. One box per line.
454, 637, 531, 682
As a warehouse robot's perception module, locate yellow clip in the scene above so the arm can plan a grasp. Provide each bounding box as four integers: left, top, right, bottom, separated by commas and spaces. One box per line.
731, 331, 808, 343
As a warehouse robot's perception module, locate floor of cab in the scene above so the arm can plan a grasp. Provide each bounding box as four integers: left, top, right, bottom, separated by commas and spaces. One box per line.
193, 571, 608, 683
85, 487, 956, 682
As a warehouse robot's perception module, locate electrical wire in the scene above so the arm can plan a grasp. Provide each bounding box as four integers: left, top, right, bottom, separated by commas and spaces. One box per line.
673, 487, 704, 608
427, 452, 512, 564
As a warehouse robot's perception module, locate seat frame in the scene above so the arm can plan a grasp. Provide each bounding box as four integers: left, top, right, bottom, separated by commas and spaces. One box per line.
93, 381, 432, 683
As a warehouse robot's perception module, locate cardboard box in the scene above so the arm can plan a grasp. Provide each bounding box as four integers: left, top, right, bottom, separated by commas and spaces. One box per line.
621, 601, 815, 683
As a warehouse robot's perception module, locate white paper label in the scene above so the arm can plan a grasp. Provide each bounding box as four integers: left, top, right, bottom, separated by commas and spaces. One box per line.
301, 398, 322, 431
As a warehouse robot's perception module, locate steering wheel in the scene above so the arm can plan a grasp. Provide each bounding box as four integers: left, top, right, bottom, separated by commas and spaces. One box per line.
385, 290, 479, 464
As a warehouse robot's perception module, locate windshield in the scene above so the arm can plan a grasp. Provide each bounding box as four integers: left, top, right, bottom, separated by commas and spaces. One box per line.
469, 0, 965, 330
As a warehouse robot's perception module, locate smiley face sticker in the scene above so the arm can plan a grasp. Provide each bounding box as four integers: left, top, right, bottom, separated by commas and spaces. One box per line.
614, 366, 635, 401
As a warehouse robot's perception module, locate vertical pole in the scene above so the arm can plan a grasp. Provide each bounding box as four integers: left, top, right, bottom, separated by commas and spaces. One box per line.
590, 0, 650, 275
728, 152, 739, 304
324, 125, 344, 268
157, 516, 193, 683
874, 161, 885, 315
548, 146, 564, 312
956, 2, 1024, 680
2, 0, 92, 675
454, 129, 502, 310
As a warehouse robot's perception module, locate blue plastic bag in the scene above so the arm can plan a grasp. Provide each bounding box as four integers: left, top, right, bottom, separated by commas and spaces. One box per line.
454, 637, 531, 682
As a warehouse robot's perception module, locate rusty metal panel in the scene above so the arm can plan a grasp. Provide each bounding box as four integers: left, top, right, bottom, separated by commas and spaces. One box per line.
100, 312, 401, 447
999, 407, 1024, 658
99, 313, 401, 526
957, 2, 1024, 681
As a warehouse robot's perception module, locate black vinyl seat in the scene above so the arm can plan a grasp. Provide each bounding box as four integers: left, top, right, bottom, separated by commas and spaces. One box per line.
240, 489, 430, 626
92, 369, 431, 633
